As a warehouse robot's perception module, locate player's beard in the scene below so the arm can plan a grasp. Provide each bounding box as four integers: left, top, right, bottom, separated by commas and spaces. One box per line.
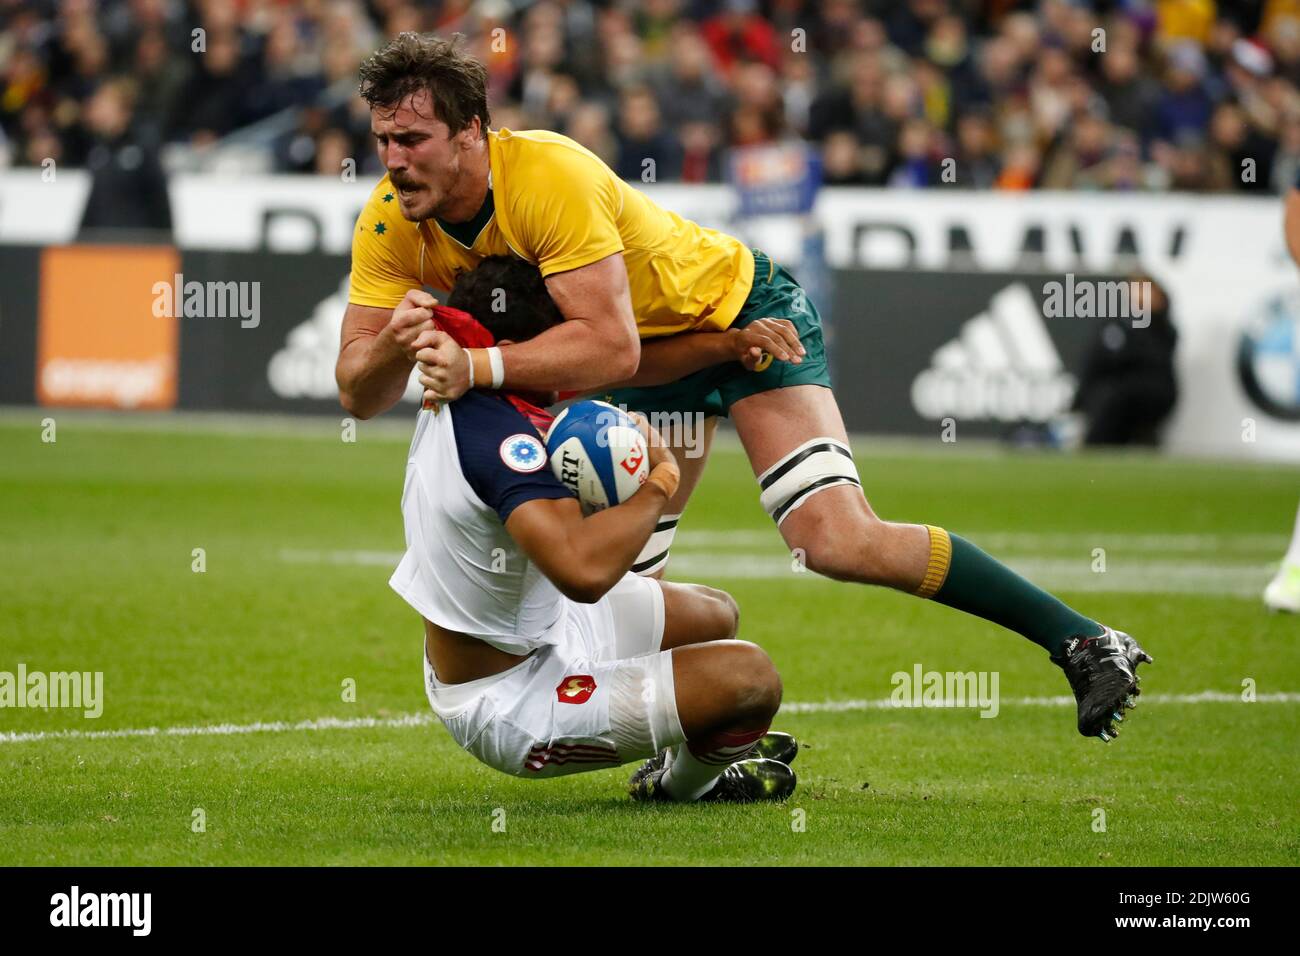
392, 156, 460, 222
391, 179, 437, 221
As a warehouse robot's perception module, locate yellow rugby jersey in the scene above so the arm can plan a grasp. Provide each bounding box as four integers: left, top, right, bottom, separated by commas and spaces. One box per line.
348, 128, 754, 338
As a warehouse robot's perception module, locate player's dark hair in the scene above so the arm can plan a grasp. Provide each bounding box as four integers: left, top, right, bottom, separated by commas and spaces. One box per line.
358, 32, 489, 139
448, 257, 563, 343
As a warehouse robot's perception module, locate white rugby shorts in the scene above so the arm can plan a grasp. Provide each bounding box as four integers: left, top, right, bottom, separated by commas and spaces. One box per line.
422, 574, 686, 777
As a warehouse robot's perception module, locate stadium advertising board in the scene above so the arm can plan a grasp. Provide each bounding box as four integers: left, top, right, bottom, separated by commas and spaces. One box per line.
0, 246, 41, 406
37, 245, 180, 410
2, 175, 1297, 459
811, 191, 1300, 461
175, 251, 371, 413
829, 271, 1099, 438
165, 175, 1300, 459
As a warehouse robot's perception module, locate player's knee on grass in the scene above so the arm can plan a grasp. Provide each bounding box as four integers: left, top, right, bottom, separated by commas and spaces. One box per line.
676, 640, 781, 732
723, 641, 782, 727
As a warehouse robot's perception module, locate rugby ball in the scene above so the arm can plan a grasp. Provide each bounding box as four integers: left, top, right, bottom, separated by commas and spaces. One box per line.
545, 400, 649, 515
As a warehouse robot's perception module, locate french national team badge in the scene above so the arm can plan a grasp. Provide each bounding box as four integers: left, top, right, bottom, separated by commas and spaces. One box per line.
556, 674, 597, 705
500, 433, 546, 473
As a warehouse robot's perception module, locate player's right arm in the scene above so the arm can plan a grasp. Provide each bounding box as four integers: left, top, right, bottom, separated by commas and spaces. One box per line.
337, 292, 437, 419
506, 431, 679, 604
336, 182, 434, 418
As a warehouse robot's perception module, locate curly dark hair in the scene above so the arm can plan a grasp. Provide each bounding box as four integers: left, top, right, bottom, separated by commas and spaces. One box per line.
447, 257, 563, 343
358, 32, 489, 138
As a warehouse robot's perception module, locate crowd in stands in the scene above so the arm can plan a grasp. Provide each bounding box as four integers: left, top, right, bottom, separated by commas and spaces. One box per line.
3, 0, 1299, 195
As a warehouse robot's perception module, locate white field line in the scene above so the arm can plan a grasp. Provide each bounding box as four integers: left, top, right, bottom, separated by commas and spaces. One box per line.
2, 692, 1296, 746
281, 531, 1291, 563
281, 548, 403, 567
0, 713, 436, 745
668, 531, 1292, 554
280, 547, 1278, 596
781, 691, 1300, 713
662, 555, 1275, 596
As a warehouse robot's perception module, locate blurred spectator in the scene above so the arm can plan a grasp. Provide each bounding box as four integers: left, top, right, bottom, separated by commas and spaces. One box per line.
1271, 110, 1300, 190
996, 142, 1041, 190
1073, 276, 1179, 448
1157, 0, 1216, 44
808, 53, 896, 182
170, 28, 249, 144
1100, 43, 1161, 147
779, 49, 817, 135
649, 25, 730, 129
888, 117, 939, 187
1208, 100, 1276, 190
1041, 111, 1114, 189
0, 0, 1290, 196
953, 108, 1000, 188
679, 120, 724, 182
314, 127, 353, 178
701, 0, 780, 77
886, 0, 947, 57
615, 84, 682, 182
565, 101, 617, 166
1159, 132, 1231, 190
243, 14, 326, 126
1157, 42, 1215, 142
821, 130, 867, 185
77, 79, 171, 234
131, 29, 190, 144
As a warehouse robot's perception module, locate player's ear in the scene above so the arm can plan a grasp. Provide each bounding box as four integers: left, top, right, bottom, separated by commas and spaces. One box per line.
457, 116, 481, 149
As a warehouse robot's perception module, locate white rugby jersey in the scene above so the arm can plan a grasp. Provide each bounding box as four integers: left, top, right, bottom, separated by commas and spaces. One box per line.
389, 391, 576, 655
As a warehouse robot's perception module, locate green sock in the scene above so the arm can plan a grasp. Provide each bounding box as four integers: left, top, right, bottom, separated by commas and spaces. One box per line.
917, 527, 1103, 656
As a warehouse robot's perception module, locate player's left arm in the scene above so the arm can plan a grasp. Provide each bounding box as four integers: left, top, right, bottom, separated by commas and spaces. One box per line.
457, 398, 678, 604
598, 317, 806, 389
505, 426, 678, 604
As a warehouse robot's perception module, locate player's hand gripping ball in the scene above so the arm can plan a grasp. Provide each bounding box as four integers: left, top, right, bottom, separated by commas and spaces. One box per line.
545, 400, 650, 515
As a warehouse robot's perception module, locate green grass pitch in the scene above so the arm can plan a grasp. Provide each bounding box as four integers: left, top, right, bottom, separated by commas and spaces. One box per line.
1, 412, 1297, 866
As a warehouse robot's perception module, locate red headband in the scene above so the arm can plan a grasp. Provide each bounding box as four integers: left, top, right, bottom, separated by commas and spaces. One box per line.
429, 304, 556, 434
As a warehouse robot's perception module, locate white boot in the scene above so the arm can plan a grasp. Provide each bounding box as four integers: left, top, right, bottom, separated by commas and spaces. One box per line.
1264, 562, 1300, 613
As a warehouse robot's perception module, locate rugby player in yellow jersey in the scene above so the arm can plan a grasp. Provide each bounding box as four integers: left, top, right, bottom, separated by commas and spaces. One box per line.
337, 33, 1151, 743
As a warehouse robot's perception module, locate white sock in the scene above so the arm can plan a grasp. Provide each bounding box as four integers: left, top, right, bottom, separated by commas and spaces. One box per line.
659, 745, 720, 801
659, 728, 765, 802
1285, 502, 1300, 567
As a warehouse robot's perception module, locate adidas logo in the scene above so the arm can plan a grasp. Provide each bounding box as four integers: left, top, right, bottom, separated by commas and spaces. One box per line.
267, 274, 422, 403
911, 283, 1076, 423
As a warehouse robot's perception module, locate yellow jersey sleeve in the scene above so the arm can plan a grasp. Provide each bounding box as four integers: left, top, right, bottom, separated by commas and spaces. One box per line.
348, 178, 425, 309
495, 135, 625, 277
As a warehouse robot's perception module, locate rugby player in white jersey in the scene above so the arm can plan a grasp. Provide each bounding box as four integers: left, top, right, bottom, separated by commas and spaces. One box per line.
392, 257, 798, 801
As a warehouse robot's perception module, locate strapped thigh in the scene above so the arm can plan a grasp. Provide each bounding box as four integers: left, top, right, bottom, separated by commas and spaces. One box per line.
757, 437, 862, 526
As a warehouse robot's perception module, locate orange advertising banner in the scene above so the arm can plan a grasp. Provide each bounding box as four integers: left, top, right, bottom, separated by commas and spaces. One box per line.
37, 245, 180, 409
